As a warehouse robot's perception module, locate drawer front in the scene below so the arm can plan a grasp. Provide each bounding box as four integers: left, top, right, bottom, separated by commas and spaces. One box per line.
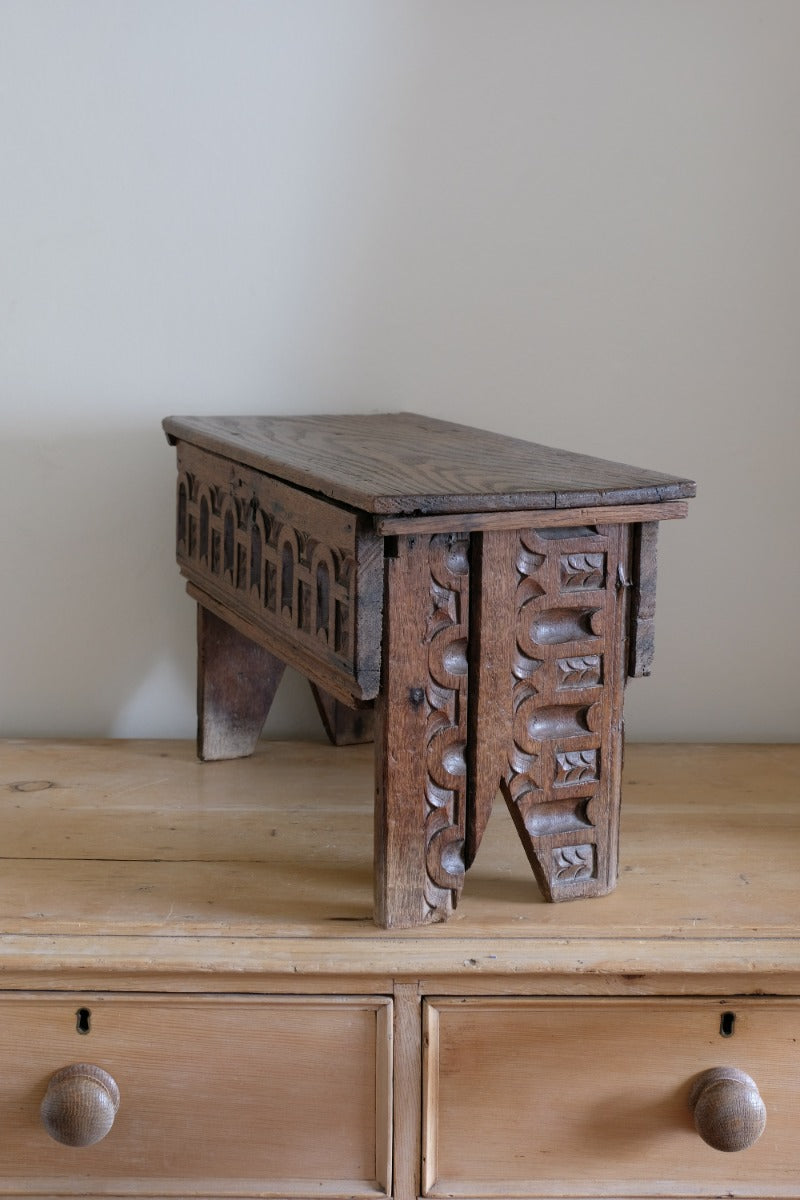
423, 997, 800, 1199
175, 442, 383, 701
0, 994, 392, 1198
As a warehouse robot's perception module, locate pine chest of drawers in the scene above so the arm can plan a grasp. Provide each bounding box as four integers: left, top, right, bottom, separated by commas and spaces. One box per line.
1, 739, 798, 1199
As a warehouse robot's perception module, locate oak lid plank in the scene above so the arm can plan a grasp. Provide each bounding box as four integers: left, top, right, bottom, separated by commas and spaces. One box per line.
162, 413, 696, 516
1, 740, 798, 988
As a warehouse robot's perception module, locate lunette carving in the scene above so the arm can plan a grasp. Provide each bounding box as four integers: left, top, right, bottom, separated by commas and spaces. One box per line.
174, 443, 382, 701
178, 469, 355, 655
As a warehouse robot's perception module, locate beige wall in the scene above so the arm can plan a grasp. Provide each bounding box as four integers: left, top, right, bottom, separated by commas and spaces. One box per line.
2, 1, 798, 742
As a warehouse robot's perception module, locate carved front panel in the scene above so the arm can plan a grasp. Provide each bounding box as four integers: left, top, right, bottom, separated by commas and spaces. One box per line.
174, 443, 383, 701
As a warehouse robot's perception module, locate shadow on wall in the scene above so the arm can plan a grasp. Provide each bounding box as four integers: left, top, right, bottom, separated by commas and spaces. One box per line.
0, 424, 324, 741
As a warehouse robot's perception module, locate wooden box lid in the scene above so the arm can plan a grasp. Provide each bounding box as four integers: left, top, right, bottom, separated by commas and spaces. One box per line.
163, 412, 695, 517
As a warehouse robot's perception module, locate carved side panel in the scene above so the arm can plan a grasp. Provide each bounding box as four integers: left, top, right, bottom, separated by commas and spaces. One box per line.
501, 524, 628, 898
174, 443, 382, 701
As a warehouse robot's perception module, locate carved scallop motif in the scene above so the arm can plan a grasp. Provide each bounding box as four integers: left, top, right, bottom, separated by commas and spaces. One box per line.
560, 552, 606, 590
555, 749, 599, 785
556, 656, 602, 689
553, 843, 595, 882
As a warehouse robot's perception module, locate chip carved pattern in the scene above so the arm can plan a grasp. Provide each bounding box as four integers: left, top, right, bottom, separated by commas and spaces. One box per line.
177, 468, 357, 667
556, 655, 602, 689
423, 534, 469, 916
555, 749, 599, 786
560, 552, 606, 590
553, 843, 595, 881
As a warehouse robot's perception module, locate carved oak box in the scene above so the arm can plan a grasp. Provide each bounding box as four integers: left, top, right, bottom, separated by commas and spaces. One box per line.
163, 412, 694, 929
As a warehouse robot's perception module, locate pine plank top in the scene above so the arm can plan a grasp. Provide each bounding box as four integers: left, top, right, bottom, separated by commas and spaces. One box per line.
1, 740, 797, 992
163, 412, 696, 515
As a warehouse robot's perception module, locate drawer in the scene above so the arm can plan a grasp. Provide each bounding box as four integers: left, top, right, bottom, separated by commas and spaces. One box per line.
0, 994, 392, 1198
423, 997, 800, 1198
174, 442, 383, 702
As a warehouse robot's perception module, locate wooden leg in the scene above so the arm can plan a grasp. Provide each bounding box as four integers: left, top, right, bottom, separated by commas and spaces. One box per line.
196, 605, 286, 762
310, 684, 375, 746
374, 534, 469, 928
469, 525, 630, 901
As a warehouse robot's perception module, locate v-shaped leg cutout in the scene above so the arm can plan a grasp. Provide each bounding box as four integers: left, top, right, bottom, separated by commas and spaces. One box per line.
467, 526, 629, 900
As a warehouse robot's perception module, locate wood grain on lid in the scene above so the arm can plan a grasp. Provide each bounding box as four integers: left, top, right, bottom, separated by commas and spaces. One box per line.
163, 412, 696, 516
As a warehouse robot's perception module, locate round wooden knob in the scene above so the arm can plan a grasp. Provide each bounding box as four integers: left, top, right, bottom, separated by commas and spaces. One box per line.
689, 1067, 766, 1152
40, 1064, 120, 1147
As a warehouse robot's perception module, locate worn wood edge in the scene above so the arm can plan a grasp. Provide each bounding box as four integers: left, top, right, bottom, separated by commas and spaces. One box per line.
414, 970, 800, 997
187, 583, 379, 704
552, 482, 694, 507
1, 937, 798, 989
375, 501, 688, 535
0, 967, 798, 998
0, 971, 395, 994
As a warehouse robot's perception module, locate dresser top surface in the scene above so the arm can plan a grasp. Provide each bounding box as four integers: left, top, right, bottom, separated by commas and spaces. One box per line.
163, 412, 696, 515
1, 739, 797, 991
